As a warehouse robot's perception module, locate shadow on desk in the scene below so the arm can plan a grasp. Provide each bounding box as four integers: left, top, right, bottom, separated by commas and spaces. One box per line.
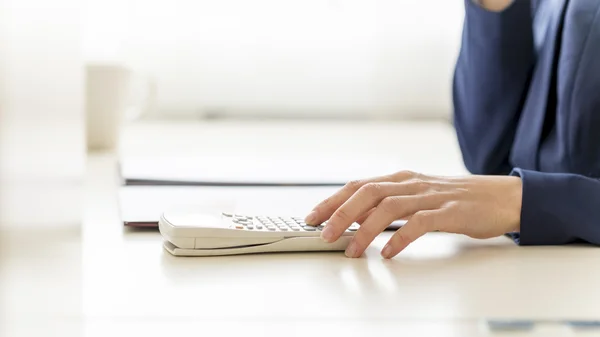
101, 226, 600, 321
154, 233, 519, 291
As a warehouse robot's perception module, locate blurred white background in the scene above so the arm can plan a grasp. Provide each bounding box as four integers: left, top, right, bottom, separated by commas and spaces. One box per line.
1, 1, 83, 335
83, 0, 464, 119
0, 0, 84, 227
0, 3, 467, 335
0, 0, 467, 225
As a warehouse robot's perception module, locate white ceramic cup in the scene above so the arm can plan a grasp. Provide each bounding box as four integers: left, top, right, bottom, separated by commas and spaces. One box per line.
85, 63, 154, 151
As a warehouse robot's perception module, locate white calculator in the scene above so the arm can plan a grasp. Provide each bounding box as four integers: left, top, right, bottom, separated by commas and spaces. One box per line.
159, 210, 359, 256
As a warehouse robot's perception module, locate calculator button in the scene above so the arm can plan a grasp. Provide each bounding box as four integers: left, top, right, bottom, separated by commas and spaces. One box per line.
267, 227, 277, 231
302, 226, 316, 231
256, 225, 263, 229
222, 212, 233, 217
246, 226, 254, 230
279, 228, 288, 231
290, 227, 300, 231
235, 225, 244, 229
349, 227, 358, 231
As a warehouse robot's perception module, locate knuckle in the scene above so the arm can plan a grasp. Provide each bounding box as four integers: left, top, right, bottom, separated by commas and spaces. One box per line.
379, 196, 400, 214
392, 170, 416, 180
408, 178, 430, 192
319, 196, 334, 209
333, 207, 352, 222
359, 182, 384, 198
316, 195, 340, 215
443, 200, 461, 210
412, 211, 434, 231
345, 179, 365, 191
393, 232, 412, 246
400, 170, 416, 177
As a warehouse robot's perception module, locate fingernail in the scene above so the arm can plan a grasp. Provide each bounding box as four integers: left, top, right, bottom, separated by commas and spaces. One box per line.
321, 226, 334, 242
345, 241, 359, 258
305, 211, 318, 224
381, 244, 393, 259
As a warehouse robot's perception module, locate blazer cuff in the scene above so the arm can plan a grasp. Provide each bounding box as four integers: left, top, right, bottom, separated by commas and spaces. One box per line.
509, 168, 573, 245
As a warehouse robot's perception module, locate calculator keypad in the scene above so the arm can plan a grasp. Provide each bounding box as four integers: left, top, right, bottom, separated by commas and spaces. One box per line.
223, 213, 359, 232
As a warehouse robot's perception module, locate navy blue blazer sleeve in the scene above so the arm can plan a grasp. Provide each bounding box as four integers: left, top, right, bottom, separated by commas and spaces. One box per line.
453, 0, 535, 175
509, 169, 600, 246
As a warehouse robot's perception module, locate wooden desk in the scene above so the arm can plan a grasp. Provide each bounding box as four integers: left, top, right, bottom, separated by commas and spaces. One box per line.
2, 121, 600, 337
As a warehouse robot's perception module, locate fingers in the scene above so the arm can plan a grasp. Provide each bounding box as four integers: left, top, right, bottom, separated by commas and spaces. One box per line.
356, 208, 375, 224
321, 180, 432, 243
343, 204, 397, 258
344, 194, 439, 258
381, 208, 446, 259
304, 176, 389, 225
305, 170, 423, 225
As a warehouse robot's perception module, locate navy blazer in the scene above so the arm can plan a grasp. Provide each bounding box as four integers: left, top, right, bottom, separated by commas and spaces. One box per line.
453, 0, 600, 245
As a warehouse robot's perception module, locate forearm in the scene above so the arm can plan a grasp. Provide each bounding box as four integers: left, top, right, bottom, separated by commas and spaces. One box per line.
453, 0, 534, 174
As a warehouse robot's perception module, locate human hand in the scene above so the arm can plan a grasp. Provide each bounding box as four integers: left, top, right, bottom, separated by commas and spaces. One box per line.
304, 171, 523, 258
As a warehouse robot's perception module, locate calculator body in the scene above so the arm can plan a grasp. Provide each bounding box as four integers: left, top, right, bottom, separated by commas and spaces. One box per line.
159, 210, 358, 256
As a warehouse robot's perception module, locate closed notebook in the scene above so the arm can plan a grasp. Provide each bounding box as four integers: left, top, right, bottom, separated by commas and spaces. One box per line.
119, 155, 407, 186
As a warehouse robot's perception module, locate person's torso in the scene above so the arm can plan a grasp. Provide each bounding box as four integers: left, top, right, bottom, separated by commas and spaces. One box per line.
511, 0, 600, 177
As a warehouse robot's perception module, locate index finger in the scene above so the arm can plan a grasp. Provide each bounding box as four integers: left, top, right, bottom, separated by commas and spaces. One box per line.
322, 181, 428, 243
304, 170, 417, 225
304, 176, 387, 225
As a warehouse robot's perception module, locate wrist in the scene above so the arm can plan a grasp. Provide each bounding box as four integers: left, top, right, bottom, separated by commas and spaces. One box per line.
508, 176, 523, 233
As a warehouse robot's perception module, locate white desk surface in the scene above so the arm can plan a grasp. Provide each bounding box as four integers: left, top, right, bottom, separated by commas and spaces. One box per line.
2, 120, 600, 337
119, 119, 470, 177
